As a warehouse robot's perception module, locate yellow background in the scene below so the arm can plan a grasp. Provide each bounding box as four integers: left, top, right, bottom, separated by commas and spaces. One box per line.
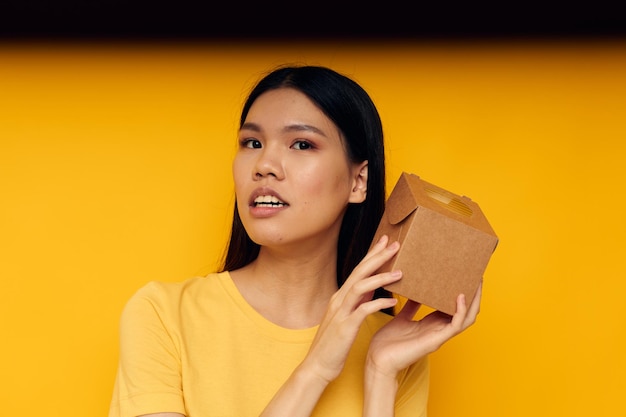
2, 40, 625, 416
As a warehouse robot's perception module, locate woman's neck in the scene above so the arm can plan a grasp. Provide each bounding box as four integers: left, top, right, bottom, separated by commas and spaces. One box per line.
229, 245, 339, 329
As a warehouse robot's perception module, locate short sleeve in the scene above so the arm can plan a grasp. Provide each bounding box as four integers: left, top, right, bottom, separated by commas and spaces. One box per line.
108, 282, 187, 417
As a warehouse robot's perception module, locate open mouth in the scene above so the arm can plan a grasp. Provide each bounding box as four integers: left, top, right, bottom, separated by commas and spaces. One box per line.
253, 195, 288, 208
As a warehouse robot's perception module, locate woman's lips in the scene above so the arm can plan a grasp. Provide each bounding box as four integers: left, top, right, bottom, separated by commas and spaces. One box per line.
248, 188, 289, 217
249, 188, 288, 207
253, 195, 287, 207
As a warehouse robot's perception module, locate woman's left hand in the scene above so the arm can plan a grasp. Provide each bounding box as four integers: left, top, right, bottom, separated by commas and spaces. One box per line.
366, 280, 483, 377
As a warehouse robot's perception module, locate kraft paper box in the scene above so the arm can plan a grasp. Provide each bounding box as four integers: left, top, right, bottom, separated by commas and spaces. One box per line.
371, 172, 498, 315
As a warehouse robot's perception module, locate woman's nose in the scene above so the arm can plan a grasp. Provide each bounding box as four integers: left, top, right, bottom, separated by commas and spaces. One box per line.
254, 148, 284, 180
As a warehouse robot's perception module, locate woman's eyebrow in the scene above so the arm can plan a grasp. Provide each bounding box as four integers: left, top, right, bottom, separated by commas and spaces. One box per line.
240, 122, 261, 132
240, 122, 327, 138
282, 123, 327, 137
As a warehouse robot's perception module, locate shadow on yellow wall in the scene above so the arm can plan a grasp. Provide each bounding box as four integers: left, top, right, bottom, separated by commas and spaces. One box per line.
1, 40, 625, 416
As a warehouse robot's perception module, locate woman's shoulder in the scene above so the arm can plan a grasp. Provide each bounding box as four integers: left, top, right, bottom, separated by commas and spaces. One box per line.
118, 272, 235, 332
124, 272, 229, 311
132, 271, 217, 293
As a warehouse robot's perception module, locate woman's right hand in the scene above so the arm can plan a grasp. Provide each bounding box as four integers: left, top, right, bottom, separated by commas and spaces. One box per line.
259, 235, 402, 417
301, 234, 402, 385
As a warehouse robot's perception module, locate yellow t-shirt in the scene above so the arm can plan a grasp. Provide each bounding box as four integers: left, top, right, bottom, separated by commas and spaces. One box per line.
109, 272, 429, 417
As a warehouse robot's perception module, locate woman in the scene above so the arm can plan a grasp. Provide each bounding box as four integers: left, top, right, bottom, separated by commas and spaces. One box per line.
108, 64, 481, 417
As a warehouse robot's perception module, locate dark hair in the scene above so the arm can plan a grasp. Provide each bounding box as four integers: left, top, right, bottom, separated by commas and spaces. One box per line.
219, 64, 391, 310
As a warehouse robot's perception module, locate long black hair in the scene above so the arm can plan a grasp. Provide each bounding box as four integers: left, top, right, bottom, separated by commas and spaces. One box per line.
219, 64, 391, 310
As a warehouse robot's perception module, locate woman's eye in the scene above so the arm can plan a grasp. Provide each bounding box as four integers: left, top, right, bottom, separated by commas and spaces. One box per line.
242, 139, 262, 149
292, 141, 312, 150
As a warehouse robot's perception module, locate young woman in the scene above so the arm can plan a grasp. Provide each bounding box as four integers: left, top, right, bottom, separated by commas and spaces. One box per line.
108, 65, 481, 417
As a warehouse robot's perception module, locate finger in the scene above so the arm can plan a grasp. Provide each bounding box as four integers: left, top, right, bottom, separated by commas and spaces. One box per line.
395, 299, 421, 321
348, 235, 389, 275
360, 234, 389, 263
463, 280, 482, 326
344, 238, 400, 288
333, 236, 400, 310
352, 269, 402, 295
449, 293, 468, 332
341, 270, 403, 311
349, 296, 398, 323
354, 236, 396, 274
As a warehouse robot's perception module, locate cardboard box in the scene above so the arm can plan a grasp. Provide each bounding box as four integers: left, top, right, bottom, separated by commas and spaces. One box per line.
371, 172, 498, 315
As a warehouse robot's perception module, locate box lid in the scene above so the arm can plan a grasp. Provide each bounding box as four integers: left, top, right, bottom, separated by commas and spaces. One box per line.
388, 172, 497, 237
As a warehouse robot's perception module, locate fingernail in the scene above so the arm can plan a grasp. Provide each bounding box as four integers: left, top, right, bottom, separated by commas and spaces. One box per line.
391, 269, 402, 278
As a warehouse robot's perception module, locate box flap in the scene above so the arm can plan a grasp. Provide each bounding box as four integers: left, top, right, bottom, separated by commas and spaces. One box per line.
387, 172, 419, 224
390, 172, 497, 237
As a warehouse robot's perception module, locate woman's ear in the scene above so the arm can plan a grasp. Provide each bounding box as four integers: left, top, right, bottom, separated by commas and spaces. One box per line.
349, 161, 368, 204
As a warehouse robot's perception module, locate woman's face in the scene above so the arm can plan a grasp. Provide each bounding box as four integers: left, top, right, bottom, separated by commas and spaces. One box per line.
233, 87, 367, 250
